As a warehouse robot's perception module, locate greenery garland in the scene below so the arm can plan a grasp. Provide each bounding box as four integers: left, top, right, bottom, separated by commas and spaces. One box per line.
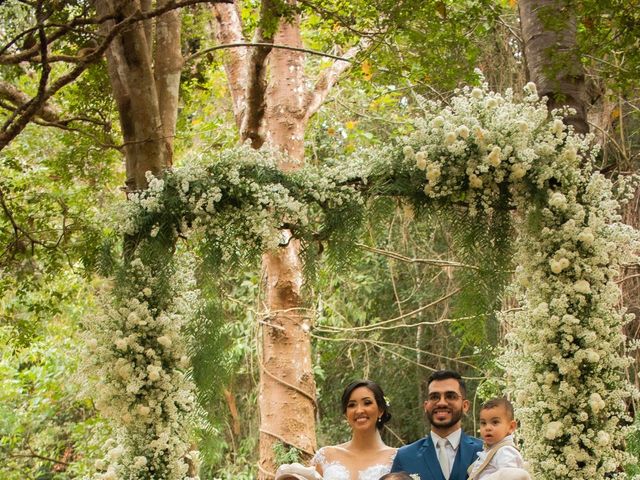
85, 83, 639, 480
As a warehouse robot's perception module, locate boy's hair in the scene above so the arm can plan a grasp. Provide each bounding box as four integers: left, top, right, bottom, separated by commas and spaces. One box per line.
481, 397, 514, 420
426, 370, 467, 398
379, 473, 414, 480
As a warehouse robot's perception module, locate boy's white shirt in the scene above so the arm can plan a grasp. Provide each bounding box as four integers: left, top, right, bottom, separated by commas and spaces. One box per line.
468, 434, 525, 480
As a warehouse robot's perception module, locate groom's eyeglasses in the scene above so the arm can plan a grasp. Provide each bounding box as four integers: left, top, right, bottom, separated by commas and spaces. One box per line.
427, 392, 461, 402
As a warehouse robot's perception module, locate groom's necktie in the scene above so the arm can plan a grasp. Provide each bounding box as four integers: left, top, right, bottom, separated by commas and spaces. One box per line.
437, 438, 450, 480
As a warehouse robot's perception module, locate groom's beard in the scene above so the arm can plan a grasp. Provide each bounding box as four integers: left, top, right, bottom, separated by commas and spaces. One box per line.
426, 405, 463, 429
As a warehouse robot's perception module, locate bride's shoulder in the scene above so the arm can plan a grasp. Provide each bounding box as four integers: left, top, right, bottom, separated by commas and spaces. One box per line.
312, 444, 349, 464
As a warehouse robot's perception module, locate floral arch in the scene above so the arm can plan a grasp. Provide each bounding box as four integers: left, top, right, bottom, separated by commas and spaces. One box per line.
85, 84, 639, 480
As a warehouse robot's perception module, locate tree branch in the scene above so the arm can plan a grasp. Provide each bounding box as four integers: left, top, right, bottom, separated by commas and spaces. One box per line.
211, 2, 248, 131
303, 40, 368, 120
0, 0, 234, 152
0, 81, 61, 122
240, 0, 279, 148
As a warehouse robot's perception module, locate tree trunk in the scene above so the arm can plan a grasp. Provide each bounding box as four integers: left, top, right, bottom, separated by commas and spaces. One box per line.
518, 0, 588, 134
258, 11, 316, 478
96, 0, 178, 190
212, 1, 364, 476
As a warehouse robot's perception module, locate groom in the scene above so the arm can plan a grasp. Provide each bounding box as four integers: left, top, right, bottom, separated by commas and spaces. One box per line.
390, 370, 482, 480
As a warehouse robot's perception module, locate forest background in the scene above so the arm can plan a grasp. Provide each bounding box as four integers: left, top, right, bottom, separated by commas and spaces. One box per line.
1, 0, 639, 479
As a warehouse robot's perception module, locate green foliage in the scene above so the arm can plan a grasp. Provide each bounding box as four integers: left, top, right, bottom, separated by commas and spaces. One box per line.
0, 277, 109, 479
273, 441, 301, 465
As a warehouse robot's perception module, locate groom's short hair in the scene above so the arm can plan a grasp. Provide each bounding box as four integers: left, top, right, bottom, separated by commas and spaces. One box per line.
427, 370, 467, 398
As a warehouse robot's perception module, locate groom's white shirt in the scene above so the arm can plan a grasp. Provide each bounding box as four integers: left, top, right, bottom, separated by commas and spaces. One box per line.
430, 429, 462, 476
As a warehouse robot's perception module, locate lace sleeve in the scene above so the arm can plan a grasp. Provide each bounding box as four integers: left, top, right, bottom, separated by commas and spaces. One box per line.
311, 447, 327, 468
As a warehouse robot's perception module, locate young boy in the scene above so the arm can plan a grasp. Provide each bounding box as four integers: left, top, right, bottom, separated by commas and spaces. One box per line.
467, 397, 527, 480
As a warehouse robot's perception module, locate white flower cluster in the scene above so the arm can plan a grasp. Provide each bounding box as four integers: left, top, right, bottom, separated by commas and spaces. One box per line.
94, 84, 639, 480
403, 83, 640, 478
499, 137, 639, 476
403, 83, 579, 216
84, 256, 201, 480
117, 145, 367, 264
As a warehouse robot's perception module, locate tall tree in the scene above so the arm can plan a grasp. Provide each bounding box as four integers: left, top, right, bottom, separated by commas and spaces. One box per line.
95, 0, 180, 190
211, 1, 365, 475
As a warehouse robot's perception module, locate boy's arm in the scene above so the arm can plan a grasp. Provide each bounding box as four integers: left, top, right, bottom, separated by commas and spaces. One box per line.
492, 446, 525, 469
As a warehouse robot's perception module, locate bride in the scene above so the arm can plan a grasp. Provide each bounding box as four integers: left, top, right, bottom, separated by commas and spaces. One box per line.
312, 379, 397, 480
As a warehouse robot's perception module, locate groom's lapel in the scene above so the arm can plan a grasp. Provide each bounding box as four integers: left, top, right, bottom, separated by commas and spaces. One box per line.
420, 436, 445, 480
452, 433, 476, 479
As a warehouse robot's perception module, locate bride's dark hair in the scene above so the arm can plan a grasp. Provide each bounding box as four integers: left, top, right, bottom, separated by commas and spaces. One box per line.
341, 379, 392, 430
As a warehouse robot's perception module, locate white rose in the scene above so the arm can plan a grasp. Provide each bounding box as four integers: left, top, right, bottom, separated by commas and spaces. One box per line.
456, 125, 470, 139
138, 405, 151, 416
107, 446, 124, 461
552, 118, 565, 135
469, 174, 483, 189
485, 98, 498, 109
444, 132, 457, 145
403, 145, 415, 160
426, 165, 441, 183
573, 279, 591, 294
147, 365, 161, 382
545, 421, 563, 440
510, 164, 526, 180
597, 431, 611, 446
471, 88, 483, 99
415, 151, 427, 170
133, 456, 148, 469
549, 192, 567, 208
431, 116, 445, 128
589, 393, 605, 413
487, 146, 501, 167
577, 228, 594, 245
157, 335, 172, 348
524, 81, 537, 95
114, 338, 128, 350
516, 120, 529, 133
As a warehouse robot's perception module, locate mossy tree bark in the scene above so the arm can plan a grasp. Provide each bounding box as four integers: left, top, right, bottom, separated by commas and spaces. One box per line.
518, 0, 588, 134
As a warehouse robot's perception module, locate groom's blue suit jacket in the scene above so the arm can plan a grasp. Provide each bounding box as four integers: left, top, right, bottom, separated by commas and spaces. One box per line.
390, 431, 483, 480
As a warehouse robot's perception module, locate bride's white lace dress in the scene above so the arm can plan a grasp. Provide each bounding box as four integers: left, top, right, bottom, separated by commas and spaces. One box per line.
312, 447, 396, 480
